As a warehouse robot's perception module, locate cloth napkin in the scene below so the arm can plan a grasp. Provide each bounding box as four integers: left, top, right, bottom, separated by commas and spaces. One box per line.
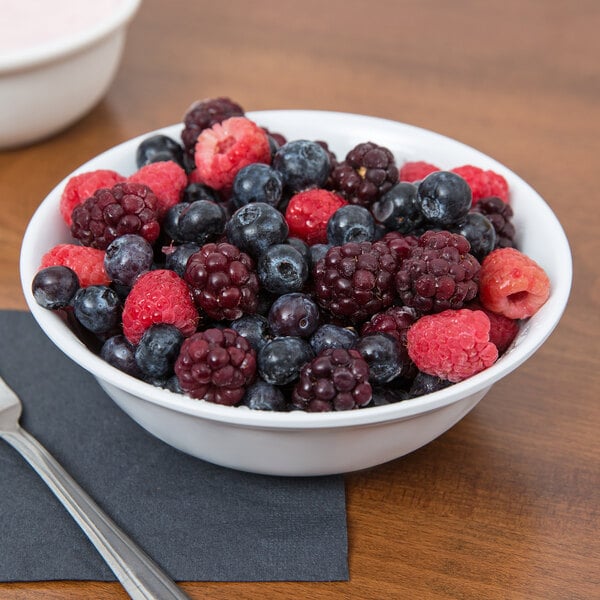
0, 310, 348, 582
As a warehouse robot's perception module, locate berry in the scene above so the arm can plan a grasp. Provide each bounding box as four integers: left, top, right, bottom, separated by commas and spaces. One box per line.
40, 243, 110, 287
416, 171, 472, 227
257, 243, 309, 294
309, 324, 358, 354
59, 169, 125, 227
174, 328, 256, 405
272, 139, 331, 193
286, 237, 312, 269
399, 161, 440, 183
292, 348, 372, 412
127, 160, 188, 219
478, 247, 550, 319
468, 302, 520, 355
471, 196, 516, 249
395, 230, 480, 313
408, 372, 452, 398
309, 243, 331, 266
284, 189, 346, 245
181, 97, 245, 165
380, 231, 419, 264
406, 309, 498, 382
257, 336, 314, 386
452, 212, 496, 262
267, 293, 320, 338
371, 182, 423, 234
330, 142, 398, 207
163, 242, 201, 277
182, 182, 219, 204
184, 242, 259, 321
104, 234, 154, 288
32, 265, 79, 309
122, 269, 198, 344
164, 200, 226, 244
193, 116, 271, 191
231, 163, 284, 208
100, 334, 141, 377
230, 314, 271, 352
225, 202, 289, 258
72, 285, 122, 335
134, 323, 184, 379
70, 182, 160, 250
361, 305, 418, 344
313, 240, 398, 324
326, 205, 375, 245
243, 379, 288, 411
135, 134, 184, 169
451, 165, 509, 205
353, 333, 406, 384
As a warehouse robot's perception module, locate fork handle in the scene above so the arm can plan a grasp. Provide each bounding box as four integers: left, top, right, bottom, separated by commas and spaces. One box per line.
1, 426, 189, 600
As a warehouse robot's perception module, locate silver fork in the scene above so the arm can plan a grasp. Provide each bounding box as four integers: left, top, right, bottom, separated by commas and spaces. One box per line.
0, 376, 189, 600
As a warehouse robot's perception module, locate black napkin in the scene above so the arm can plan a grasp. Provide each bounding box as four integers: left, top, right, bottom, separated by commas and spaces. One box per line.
0, 310, 348, 582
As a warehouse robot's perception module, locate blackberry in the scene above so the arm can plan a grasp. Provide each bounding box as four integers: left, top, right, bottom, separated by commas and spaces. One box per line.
292, 348, 372, 412
181, 97, 244, 166
313, 240, 398, 324
31, 265, 79, 309
380, 231, 419, 264
309, 323, 358, 354
174, 328, 256, 405
395, 230, 480, 313
267, 292, 320, 338
471, 196, 516, 249
184, 242, 259, 321
71, 182, 160, 250
361, 305, 418, 344
327, 205, 375, 245
416, 171, 472, 227
104, 234, 154, 288
330, 142, 398, 207
272, 139, 331, 193
242, 379, 288, 411
257, 336, 314, 386
134, 323, 184, 379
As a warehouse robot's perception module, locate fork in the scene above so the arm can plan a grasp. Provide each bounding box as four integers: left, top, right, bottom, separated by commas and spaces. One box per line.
0, 376, 189, 600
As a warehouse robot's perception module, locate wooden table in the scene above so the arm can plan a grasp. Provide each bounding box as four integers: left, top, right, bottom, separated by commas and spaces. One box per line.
1, 1, 598, 598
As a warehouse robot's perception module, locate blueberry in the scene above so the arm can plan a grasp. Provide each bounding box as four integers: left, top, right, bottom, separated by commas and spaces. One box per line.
165, 200, 226, 244
371, 182, 423, 234
371, 386, 410, 406
408, 372, 452, 398
258, 244, 309, 294
230, 314, 271, 352
225, 202, 289, 258
182, 182, 219, 204
417, 171, 472, 227
267, 293, 320, 338
309, 243, 331, 266
72, 285, 121, 334
258, 336, 314, 385
134, 323, 184, 379
242, 379, 288, 411
272, 140, 330, 193
309, 323, 358, 354
136, 134, 184, 169
104, 234, 154, 288
164, 242, 200, 277
232, 163, 283, 208
31, 265, 79, 309
327, 205, 375, 245
286, 237, 311, 269
100, 335, 141, 378
353, 333, 406, 384
452, 212, 496, 262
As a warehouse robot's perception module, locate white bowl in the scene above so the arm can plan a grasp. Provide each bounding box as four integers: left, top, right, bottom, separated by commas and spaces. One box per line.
0, 0, 141, 149
19, 110, 572, 476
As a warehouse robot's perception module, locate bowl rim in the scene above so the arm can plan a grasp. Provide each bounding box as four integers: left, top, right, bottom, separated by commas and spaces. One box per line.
0, 0, 142, 73
19, 109, 573, 431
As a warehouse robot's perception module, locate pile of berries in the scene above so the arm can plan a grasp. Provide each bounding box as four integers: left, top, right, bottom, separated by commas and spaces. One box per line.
32, 97, 551, 412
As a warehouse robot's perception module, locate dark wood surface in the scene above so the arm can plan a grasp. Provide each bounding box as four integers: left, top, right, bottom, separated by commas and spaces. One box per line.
1, 1, 598, 598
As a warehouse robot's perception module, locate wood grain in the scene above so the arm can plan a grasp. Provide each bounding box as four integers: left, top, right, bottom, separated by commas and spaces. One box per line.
1, 1, 598, 598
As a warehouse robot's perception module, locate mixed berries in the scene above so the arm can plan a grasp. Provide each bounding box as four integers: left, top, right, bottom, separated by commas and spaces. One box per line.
31, 97, 552, 413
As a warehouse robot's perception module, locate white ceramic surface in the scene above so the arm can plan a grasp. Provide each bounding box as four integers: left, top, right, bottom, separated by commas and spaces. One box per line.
0, 0, 141, 149
19, 111, 572, 476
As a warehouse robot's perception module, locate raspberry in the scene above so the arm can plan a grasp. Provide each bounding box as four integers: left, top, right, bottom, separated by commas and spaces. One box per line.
181, 97, 245, 164
184, 242, 259, 321
399, 160, 440, 183
395, 230, 480, 313
70, 182, 160, 250
122, 269, 199, 344
193, 116, 271, 191
40, 244, 110, 287
471, 196, 516, 249
451, 165, 509, 205
174, 327, 256, 405
330, 142, 398, 207
127, 160, 187, 219
60, 169, 125, 226
467, 302, 520, 355
407, 309, 498, 382
313, 240, 398, 324
292, 348, 372, 411
478, 247, 550, 319
285, 189, 346, 245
